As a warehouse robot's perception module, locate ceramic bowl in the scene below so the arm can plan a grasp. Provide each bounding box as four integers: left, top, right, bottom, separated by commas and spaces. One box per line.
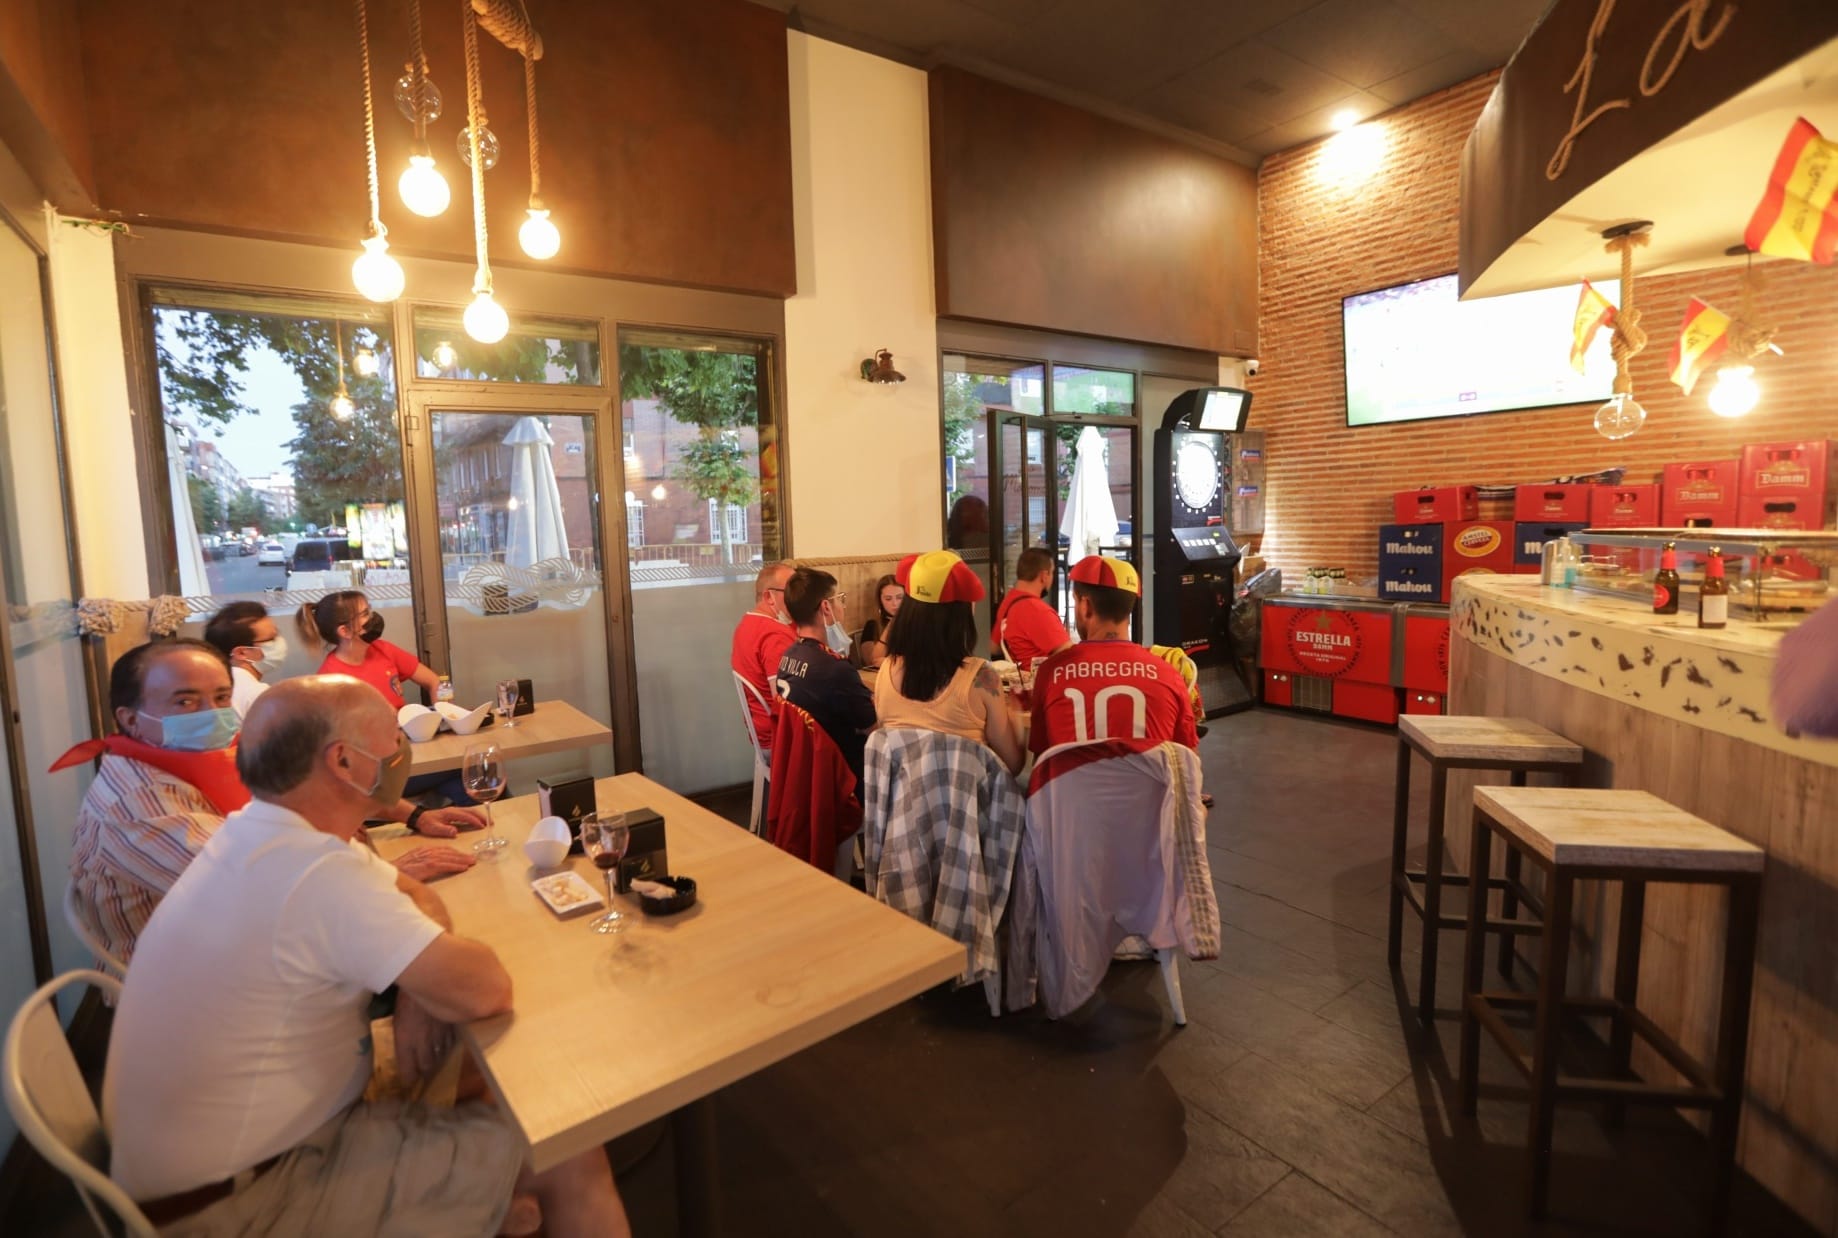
397, 704, 443, 743
523, 815, 573, 869
435, 700, 492, 735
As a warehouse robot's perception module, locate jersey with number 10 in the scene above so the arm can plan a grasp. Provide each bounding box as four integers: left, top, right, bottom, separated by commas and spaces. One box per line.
1028, 640, 1198, 759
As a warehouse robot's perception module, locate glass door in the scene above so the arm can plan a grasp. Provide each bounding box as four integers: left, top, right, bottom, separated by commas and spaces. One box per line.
409, 404, 620, 785
990, 412, 1056, 604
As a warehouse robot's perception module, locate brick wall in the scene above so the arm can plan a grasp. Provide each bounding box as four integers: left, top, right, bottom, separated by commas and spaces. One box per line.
1255, 72, 1838, 582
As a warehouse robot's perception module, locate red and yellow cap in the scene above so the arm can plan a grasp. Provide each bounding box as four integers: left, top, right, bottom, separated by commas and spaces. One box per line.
896, 550, 985, 604
1069, 554, 1140, 595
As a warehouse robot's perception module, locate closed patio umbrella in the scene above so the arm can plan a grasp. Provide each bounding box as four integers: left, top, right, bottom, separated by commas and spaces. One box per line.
1060, 426, 1119, 560
502, 416, 568, 568
167, 423, 210, 595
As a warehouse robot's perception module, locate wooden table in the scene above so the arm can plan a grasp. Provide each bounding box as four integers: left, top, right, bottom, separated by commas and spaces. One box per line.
404, 700, 612, 775
376, 774, 962, 1228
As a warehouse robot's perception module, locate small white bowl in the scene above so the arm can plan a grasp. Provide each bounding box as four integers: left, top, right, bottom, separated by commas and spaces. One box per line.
523, 815, 572, 869
435, 700, 492, 735
397, 704, 443, 743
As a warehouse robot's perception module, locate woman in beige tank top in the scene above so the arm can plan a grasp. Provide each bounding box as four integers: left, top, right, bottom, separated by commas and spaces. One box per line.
874, 551, 1025, 776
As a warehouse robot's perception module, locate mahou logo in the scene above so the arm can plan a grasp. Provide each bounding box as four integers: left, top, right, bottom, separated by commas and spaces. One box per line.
1288, 609, 1360, 676
1453, 524, 1502, 558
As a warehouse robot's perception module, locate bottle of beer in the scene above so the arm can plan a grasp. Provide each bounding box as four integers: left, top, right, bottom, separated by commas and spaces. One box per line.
1698, 546, 1728, 629
1653, 542, 1680, 615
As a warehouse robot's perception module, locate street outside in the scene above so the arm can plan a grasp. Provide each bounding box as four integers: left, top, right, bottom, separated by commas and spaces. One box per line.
202, 549, 296, 600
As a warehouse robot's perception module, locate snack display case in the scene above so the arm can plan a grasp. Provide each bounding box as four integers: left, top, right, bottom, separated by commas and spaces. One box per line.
1568, 529, 1838, 618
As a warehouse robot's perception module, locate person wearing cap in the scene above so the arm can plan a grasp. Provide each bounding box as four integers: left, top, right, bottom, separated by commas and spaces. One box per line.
991, 546, 1073, 668
1029, 555, 1198, 764
874, 550, 1026, 777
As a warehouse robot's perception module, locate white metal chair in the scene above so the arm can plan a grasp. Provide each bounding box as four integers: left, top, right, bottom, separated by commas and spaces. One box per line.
4, 969, 155, 1238
63, 883, 128, 981
731, 671, 773, 836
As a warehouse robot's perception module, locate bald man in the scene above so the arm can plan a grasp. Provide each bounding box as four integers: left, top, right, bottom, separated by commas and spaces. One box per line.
732, 559, 797, 750
61, 640, 478, 967
106, 677, 629, 1237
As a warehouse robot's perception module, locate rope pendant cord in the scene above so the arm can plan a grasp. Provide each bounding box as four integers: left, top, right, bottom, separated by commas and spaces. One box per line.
1728, 254, 1777, 362
1605, 229, 1650, 395
524, 51, 541, 207
355, 0, 384, 236
407, 0, 430, 144
462, 0, 492, 295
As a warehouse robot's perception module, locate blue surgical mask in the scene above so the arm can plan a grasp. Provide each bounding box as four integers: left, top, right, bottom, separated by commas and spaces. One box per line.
825, 621, 852, 656
142, 707, 240, 752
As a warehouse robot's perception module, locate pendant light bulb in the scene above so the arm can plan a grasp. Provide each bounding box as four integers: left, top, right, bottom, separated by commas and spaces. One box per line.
1592, 391, 1647, 441
351, 234, 405, 303
398, 152, 451, 217
330, 387, 356, 421
1707, 365, 1759, 419
519, 207, 560, 260
352, 345, 380, 378
464, 289, 509, 344
432, 339, 458, 370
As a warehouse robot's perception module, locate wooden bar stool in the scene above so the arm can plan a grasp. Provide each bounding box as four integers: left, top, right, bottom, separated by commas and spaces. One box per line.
1389, 715, 1583, 1025
1456, 786, 1764, 1230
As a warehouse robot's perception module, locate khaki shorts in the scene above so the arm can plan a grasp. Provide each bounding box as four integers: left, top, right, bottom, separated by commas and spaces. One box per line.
163, 1100, 524, 1238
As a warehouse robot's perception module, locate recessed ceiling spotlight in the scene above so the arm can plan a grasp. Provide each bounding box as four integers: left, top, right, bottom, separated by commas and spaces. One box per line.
1330, 108, 1361, 132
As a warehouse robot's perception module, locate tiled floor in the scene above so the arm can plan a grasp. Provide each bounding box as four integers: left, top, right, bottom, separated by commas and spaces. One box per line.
5, 708, 1818, 1236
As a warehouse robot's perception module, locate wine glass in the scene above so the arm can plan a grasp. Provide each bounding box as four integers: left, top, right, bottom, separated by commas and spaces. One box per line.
579, 811, 630, 935
462, 743, 508, 854
495, 679, 520, 729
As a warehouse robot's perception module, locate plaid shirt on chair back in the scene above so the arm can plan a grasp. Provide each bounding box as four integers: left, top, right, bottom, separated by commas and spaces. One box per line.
861, 727, 1026, 985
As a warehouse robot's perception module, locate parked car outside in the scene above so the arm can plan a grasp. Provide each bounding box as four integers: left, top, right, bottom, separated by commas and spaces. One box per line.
257, 541, 286, 567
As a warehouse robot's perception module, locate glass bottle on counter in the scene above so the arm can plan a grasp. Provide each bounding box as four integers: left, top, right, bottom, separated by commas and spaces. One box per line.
1653, 542, 1680, 615
1698, 547, 1728, 629
1553, 536, 1579, 589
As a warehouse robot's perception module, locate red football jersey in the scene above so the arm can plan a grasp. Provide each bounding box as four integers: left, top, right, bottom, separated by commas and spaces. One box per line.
1028, 640, 1198, 759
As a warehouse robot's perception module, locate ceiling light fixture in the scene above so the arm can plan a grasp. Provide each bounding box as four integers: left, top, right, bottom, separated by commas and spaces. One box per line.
1330, 108, 1360, 131
1593, 222, 1652, 440
395, 0, 451, 217
460, 0, 508, 344
517, 29, 560, 260
1702, 247, 1780, 419
859, 349, 906, 384
331, 321, 356, 420
432, 339, 459, 370
350, 0, 405, 303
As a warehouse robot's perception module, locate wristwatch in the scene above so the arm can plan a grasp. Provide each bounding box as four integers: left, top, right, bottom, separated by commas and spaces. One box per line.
405, 805, 429, 833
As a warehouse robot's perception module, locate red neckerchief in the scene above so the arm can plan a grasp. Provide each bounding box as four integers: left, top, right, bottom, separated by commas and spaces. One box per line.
50, 734, 251, 815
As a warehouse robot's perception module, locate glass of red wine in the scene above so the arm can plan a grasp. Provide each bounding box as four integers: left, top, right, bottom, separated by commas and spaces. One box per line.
580, 811, 630, 935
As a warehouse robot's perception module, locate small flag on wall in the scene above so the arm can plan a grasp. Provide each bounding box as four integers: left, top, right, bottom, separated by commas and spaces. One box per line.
1569, 280, 1618, 374
1744, 117, 1838, 264
1668, 298, 1732, 395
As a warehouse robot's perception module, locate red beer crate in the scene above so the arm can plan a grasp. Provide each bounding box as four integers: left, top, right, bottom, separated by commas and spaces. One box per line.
1440, 521, 1515, 601
1392, 486, 1479, 525
1590, 484, 1660, 527
1513, 484, 1593, 523
1737, 439, 1837, 530
1661, 460, 1739, 528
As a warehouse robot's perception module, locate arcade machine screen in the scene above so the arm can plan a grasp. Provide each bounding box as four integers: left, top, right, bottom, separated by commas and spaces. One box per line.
1195, 389, 1248, 433
1171, 429, 1226, 525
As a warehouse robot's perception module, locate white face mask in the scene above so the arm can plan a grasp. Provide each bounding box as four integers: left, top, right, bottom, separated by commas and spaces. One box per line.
825, 621, 851, 656
244, 634, 288, 679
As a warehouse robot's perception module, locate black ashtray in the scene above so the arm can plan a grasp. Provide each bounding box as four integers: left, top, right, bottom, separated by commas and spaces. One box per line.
634, 875, 696, 916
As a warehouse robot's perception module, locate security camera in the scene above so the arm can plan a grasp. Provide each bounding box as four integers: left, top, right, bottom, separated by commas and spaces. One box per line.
1244, 358, 1261, 377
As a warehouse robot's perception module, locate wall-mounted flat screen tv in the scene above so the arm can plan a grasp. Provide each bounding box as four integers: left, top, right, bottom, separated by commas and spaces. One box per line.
1343, 274, 1618, 428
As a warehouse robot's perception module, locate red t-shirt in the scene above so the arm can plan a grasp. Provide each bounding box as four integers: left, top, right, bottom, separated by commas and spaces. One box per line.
1028, 640, 1198, 763
993, 588, 1070, 667
319, 638, 420, 709
731, 611, 796, 749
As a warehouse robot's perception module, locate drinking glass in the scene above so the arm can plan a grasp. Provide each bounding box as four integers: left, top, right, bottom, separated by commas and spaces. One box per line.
579, 811, 630, 935
462, 743, 508, 854
495, 679, 520, 728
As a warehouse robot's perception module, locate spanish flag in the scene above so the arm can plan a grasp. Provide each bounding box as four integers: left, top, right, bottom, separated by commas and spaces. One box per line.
1744, 117, 1838, 264
1668, 298, 1731, 396
1569, 280, 1617, 374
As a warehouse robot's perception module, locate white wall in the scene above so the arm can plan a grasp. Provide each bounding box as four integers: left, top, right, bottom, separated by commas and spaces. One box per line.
783, 33, 940, 560
46, 216, 148, 597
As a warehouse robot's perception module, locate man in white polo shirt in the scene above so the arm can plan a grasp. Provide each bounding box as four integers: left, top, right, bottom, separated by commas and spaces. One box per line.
105, 675, 628, 1236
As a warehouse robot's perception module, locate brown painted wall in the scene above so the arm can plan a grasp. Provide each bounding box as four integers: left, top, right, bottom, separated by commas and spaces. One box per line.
929, 67, 1258, 357
77, 0, 795, 297
1256, 73, 1838, 583
0, 0, 94, 204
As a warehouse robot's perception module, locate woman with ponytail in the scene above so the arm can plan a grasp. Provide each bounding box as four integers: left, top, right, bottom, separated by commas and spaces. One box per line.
303, 591, 440, 710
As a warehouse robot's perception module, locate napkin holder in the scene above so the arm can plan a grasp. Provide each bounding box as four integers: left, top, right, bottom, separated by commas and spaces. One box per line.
514, 677, 535, 716
537, 776, 596, 855
618, 807, 667, 894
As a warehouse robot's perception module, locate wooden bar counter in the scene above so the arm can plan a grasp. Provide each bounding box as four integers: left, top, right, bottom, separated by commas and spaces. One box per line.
1447, 575, 1838, 1232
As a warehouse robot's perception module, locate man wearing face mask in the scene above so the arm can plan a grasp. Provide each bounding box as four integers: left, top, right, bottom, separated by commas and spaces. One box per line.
774, 568, 876, 782
56, 640, 478, 967
204, 601, 289, 719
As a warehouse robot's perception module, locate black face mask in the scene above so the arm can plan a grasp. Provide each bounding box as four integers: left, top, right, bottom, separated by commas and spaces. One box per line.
362, 612, 385, 643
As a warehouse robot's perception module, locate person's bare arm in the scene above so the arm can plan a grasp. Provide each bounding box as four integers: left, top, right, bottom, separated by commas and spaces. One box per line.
395, 933, 513, 1023
974, 663, 1026, 776
395, 869, 454, 931
407, 662, 443, 696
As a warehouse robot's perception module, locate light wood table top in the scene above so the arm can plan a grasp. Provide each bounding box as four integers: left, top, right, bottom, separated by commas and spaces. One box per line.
1474, 786, 1765, 873
1399, 714, 1583, 764
377, 773, 963, 1171
405, 700, 611, 775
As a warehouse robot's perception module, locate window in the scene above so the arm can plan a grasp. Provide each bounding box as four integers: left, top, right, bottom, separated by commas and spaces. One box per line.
412, 308, 603, 385
725, 502, 749, 543
625, 494, 645, 549
146, 288, 408, 604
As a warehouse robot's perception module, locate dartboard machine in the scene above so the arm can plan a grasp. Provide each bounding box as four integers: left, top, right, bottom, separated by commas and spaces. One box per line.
1153, 387, 1253, 717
